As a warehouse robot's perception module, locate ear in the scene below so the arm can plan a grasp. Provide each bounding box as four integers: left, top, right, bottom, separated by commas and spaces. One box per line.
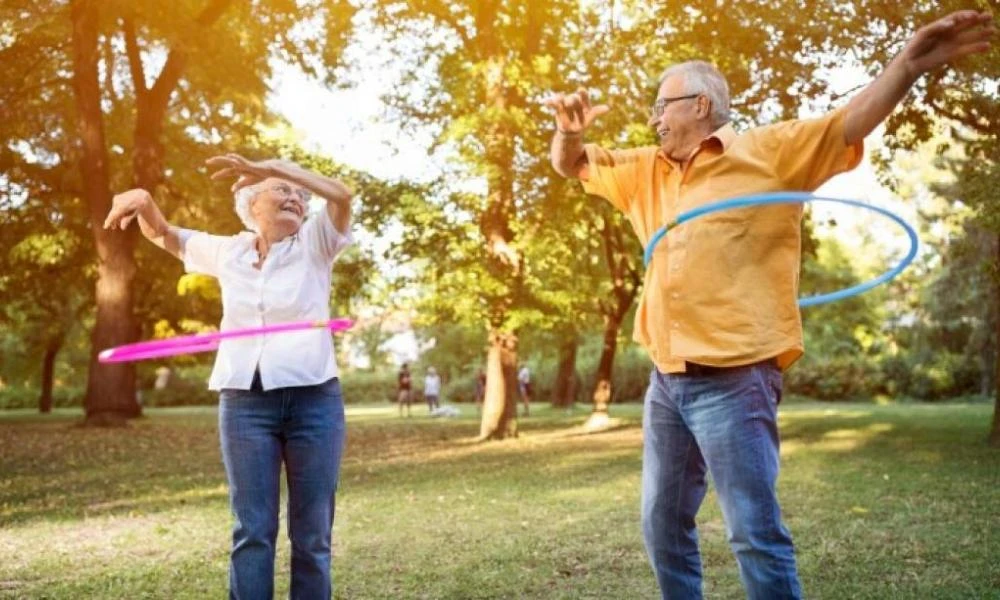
697, 95, 712, 120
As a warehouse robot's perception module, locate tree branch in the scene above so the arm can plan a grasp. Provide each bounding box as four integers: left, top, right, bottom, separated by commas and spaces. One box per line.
121, 17, 147, 97
146, 0, 234, 115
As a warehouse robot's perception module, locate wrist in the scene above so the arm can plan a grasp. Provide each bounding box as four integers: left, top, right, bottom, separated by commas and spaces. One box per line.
139, 190, 154, 210
556, 128, 583, 136
890, 55, 921, 86
267, 159, 300, 178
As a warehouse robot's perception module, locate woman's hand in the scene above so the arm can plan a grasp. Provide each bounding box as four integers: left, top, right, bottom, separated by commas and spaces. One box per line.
205, 153, 299, 191
103, 188, 152, 230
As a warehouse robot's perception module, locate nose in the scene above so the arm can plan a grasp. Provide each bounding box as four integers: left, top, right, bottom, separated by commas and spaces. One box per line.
647, 113, 660, 128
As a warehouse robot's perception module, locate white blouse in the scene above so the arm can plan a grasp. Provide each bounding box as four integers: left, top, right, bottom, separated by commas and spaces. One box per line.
182, 210, 352, 391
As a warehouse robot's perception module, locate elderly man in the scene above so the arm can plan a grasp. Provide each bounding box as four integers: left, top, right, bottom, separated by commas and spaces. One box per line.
545, 10, 993, 600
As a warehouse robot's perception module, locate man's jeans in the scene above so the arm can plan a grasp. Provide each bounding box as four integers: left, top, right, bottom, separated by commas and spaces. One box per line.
219, 376, 346, 600
641, 362, 802, 600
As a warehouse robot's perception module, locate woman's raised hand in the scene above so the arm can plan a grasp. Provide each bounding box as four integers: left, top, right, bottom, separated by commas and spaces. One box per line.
102, 188, 152, 230
205, 153, 297, 192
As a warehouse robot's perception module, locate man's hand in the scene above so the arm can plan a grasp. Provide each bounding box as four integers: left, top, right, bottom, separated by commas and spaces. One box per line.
844, 10, 994, 146
544, 88, 610, 134
205, 154, 299, 192
899, 10, 994, 79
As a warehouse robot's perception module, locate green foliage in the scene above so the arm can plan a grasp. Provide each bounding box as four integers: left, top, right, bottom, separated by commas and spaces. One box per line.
0, 383, 84, 410
141, 385, 217, 408
414, 322, 486, 381
339, 369, 399, 404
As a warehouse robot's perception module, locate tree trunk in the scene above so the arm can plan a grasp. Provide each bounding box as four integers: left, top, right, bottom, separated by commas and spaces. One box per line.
38, 336, 64, 414
479, 330, 518, 440
474, 21, 521, 440
551, 335, 578, 408
585, 211, 641, 429
72, 0, 141, 425
584, 313, 622, 431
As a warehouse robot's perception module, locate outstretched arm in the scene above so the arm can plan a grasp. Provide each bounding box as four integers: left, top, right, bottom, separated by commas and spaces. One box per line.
544, 88, 610, 179
102, 189, 184, 259
844, 10, 994, 145
205, 154, 353, 236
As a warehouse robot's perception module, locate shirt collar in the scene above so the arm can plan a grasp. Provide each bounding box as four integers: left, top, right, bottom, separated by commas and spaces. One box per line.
656, 122, 737, 165
705, 122, 736, 151
237, 231, 299, 266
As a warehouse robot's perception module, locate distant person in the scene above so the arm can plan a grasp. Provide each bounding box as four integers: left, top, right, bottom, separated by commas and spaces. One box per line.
517, 364, 532, 416
398, 363, 413, 417
474, 369, 487, 414
424, 367, 441, 412
154, 366, 172, 390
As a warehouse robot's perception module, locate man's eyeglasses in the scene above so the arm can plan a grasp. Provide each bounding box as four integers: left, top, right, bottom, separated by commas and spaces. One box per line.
268, 183, 312, 202
649, 94, 700, 119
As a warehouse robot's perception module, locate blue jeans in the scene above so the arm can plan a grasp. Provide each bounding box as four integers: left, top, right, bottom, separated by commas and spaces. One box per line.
640, 362, 801, 600
219, 375, 346, 600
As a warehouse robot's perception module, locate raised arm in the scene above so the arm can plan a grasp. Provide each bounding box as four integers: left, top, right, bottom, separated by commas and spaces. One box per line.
544, 88, 610, 179
205, 154, 353, 236
102, 189, 184, 259
843, 10, 994, 146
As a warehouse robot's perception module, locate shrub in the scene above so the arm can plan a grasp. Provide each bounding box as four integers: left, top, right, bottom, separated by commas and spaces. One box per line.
340, 369, 399, 403
0, 383, 84, 410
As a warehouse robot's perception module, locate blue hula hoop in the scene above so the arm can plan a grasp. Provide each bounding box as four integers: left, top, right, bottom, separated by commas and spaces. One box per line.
643, 192, 919, 308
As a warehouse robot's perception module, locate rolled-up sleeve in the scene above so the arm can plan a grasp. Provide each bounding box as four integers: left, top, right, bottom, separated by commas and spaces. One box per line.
763, 107, 864, 191
302, 208, 353, 264
580, 144, 653, 213
183, 231, 228, 278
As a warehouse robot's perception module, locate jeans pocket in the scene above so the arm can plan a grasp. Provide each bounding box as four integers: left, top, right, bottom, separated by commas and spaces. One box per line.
767, 368, 784, 405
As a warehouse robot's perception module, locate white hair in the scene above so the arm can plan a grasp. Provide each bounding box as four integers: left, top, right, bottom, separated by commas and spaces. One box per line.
657, 61, 731, 129
233, 183, 266, 232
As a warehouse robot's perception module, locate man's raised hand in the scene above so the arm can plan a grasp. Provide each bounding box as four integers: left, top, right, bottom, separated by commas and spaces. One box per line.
900, 10, 994, 79
544, 88, 610, 134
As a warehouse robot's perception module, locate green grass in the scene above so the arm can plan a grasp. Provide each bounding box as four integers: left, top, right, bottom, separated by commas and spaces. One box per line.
1, 402, 998, 599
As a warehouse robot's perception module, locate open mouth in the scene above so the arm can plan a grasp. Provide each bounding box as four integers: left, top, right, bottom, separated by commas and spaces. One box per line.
280, 203, 303, 218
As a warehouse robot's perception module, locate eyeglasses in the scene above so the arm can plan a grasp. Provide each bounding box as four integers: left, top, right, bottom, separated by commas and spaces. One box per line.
268, 183, 312, 202
649, 94, 700, 119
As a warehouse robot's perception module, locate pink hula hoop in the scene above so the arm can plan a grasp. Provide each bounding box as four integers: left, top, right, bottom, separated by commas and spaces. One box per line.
98, 318, 354, 363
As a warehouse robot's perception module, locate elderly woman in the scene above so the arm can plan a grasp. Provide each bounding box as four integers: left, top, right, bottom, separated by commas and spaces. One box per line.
103, 154, 353, 600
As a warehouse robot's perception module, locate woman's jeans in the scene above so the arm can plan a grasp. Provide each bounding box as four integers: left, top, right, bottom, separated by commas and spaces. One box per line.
219, 375, 346, 600
641, 362, 802, 600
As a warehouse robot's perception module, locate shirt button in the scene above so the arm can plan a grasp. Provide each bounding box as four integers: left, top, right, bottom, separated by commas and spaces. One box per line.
257, 302, 264, 312
672, 321, 679, 328
671, 292, 679, 299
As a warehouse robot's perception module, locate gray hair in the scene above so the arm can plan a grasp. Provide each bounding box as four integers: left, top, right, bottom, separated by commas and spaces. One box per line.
657, 61, 731, 128
233, 183, 265, 232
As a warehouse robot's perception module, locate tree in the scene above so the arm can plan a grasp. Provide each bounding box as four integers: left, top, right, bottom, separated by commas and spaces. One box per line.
1, 0, 356, 424
0, 185, 92, 412
829, 0, 998, 439
367, 0, 599, 439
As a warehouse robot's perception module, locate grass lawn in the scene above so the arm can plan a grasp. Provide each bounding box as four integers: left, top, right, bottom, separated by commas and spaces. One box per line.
1, 401, 997, 599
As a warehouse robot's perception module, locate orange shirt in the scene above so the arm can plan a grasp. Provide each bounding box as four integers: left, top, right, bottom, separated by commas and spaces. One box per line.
581, 108, 863, 373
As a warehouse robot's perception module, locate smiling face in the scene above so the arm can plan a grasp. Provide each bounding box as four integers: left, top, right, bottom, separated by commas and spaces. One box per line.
249, 177, 310, 240
647, 74, 714, 163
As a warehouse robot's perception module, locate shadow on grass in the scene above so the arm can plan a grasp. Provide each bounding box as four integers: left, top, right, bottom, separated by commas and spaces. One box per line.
1, 403, 992, 529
